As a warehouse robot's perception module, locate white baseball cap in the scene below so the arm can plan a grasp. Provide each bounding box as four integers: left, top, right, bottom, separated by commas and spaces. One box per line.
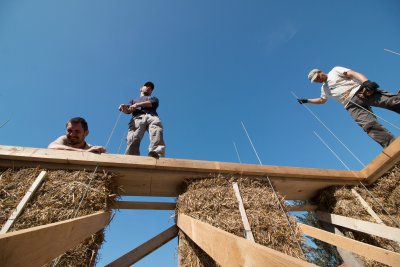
308, 69, 321, 82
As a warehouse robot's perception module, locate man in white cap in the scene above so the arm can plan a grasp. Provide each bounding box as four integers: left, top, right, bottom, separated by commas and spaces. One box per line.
297, 66, 399, 148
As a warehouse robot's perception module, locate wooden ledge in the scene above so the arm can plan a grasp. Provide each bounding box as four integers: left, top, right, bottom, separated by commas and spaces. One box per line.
361, 137, 400, 184
0, 140, 399, 200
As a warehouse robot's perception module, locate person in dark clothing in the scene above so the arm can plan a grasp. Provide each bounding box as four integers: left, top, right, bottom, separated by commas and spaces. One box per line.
119, 81, 165, 158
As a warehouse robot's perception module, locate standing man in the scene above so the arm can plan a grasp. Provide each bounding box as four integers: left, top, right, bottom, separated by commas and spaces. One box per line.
297, 66, 399, 148
48, 117, 106, 153
119, 81, 166, 158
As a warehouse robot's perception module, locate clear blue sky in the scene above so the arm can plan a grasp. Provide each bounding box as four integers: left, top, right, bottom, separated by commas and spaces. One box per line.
1, 0, 399, 266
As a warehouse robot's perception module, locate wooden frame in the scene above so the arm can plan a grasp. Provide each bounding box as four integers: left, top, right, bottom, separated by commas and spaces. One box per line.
0, 211, 110, 267
0, 144, 366, 200
299, 223, 400, 266
105, 225, 178, 267
177, 213, 315, 267
112, 201, 176, 210
318, 221, 364, 267
316, 211, 400, 243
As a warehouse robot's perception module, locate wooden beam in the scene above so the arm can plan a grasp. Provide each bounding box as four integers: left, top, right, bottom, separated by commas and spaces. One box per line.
105, 225, 178, 267
362, 137, 400, 184
315, 211, 400, 243
287, 204, 318, 211
112, 201, 176, 210
177, 213, 315, 267
351, 189, 384, 224
318, 221, 365, 267
0, 145, 367, 200
232, 182, 254, 241
1, 171, 47, 234
0, 211, 110, 267
299, 223, 400, 266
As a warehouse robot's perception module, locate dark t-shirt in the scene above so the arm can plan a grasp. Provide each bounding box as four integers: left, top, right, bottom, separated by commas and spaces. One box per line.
129, 96, 159, 117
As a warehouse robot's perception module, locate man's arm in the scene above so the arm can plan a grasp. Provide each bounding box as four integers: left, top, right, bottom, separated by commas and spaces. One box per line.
298, 97, 327, 105
128, 101, 153, 112
48, 136, 106, 153
343, 70, 368, 83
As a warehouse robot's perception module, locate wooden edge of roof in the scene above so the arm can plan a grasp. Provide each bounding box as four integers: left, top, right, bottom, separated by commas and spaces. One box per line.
0, 144, 362, 181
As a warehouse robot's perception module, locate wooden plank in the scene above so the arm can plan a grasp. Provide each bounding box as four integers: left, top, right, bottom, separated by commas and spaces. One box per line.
177, 213, 315, 267
0, 211, 110, 267
351, 189, 384, 224
232, 182, 254, 241
1, 171, 47, 234
318, 221, 365, 267
0, 145, 362, 181
362, 137, 400, 184
105, 225, 178, 267
299, 223, 400, 266
287, 204, 318, 211
316, 211, 400, 243
112, 201, 176, 210
0, 145, 367, 200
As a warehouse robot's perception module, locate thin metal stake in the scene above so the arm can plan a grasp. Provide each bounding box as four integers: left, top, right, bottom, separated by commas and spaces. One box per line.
384, 48, 400, 56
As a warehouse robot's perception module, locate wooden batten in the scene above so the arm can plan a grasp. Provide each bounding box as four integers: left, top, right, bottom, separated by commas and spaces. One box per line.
0, 211, 110, 267
315, 211, 400, 243
112, 201, 176, 210
299, 223, 400, 266
177, 213, 315, 267
105, 225, 178, 267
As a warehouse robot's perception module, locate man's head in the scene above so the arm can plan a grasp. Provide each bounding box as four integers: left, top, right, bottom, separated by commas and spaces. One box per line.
65, 117, 89, 147
140, 81, 155, 96
308, 69, 327, 83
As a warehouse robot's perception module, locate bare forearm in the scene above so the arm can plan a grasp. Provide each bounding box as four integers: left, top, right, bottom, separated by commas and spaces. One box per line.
345, 70, 368, 83
48, 143, 85, 151
307, 97, 327, 104
134, 101, 152, 108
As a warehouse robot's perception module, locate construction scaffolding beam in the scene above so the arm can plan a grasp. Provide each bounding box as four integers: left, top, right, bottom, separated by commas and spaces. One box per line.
0, 211, 110, 267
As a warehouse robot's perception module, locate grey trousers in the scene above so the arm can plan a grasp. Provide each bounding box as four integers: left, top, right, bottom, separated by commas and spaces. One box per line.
125, 114, 166, 157
346, 90, 400, 148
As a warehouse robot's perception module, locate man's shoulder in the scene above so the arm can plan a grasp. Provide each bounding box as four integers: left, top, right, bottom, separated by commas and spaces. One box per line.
331, 66, 350, 73
54, 135, 68, 144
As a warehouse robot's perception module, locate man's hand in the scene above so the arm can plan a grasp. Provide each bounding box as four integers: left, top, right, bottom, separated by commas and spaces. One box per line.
128, 103, 138, 112
297, 99, 308, 104
119, 104, 129, 113
360, 80, 379, 97
87, 146, 107, 154
361, 80, 379, 91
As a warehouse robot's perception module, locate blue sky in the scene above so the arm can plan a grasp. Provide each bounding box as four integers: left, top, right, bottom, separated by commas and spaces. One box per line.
1, 0, 399, 266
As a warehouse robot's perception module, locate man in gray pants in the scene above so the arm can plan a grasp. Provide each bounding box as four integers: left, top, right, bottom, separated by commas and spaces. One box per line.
297, 66, 399, 148
119, 81, 166, 158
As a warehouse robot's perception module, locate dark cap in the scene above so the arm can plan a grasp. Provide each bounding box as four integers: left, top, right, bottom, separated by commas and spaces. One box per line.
144, 81, 155, 90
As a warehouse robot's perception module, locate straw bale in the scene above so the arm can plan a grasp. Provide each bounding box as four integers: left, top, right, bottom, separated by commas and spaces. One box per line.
176, 176, 305, 267
316, 163, 400, 267
0, 167, 118, 267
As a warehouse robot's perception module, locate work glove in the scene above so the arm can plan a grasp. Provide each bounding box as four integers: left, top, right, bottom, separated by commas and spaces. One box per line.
361, 80, 379, 92
297, 99, 308, 104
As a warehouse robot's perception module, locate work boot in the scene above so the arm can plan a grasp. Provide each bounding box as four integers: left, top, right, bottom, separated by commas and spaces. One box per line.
148, 151, 160, 159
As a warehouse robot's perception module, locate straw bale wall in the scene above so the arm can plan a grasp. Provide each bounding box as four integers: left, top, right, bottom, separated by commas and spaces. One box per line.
176, 176, 305, 267
0, 167, 117, 267
316, 163, 400, 267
